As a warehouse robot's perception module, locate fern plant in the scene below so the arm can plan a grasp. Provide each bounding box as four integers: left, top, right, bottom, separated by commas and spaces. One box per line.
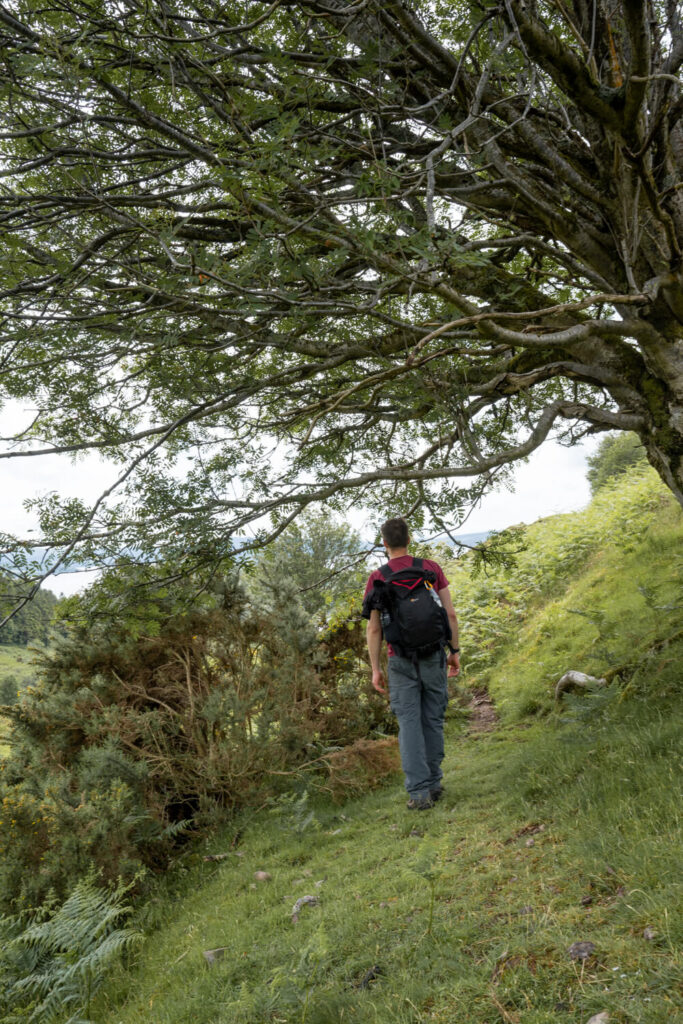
0, 874, 142, 1023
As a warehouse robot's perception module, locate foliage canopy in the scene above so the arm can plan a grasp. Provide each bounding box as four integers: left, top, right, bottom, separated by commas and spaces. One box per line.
0, 0, 681, 613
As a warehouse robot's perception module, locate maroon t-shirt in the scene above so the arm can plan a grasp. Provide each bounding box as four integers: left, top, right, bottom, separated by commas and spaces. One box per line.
363, 556, 450, 657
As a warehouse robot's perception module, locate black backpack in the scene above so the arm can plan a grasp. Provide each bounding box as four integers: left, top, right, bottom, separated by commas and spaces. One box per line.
371, 558, 452, 659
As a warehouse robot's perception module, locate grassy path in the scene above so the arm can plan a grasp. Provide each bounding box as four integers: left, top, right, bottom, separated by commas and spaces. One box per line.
95, 687, 681, 1024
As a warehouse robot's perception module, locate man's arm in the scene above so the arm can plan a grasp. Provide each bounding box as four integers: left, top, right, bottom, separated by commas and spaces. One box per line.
439, 587, 460, 677
366, 609, 388, 694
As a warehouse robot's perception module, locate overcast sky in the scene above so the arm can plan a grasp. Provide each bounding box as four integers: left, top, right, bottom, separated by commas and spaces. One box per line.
2, 404, 601, 597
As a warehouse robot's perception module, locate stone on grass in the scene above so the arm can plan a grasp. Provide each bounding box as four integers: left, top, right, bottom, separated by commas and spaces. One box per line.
643, 926, 657, 941
254, 870, 271, 881
555, 671, 606, 700
585, 1013, 609, 1024
203, 947, 229, 966
291, 894, 319, 923
356, 964, 383, 989
568, 940, 596, 960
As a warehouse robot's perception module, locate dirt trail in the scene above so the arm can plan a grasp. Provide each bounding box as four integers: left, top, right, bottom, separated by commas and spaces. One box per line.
466, 687, 498, 733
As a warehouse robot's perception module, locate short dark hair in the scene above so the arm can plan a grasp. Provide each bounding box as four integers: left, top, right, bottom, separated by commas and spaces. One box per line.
381, 517, 409, 549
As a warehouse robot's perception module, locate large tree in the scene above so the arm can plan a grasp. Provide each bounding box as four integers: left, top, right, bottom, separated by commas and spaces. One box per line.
0, 0, 681, 613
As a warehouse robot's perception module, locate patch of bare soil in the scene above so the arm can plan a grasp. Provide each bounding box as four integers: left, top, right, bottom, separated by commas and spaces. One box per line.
467, 687, 499, 734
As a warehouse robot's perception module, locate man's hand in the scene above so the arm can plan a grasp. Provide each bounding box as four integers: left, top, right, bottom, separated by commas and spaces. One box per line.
372, 668, 388, 695
447, 652, 460, 678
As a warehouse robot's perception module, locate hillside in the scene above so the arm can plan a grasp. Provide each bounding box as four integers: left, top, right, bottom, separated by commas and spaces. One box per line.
0, 645, 41, 757
85, 468, 682, 1024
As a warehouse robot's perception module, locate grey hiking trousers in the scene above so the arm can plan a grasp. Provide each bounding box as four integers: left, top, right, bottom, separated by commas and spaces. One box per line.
387, 650, 449, 802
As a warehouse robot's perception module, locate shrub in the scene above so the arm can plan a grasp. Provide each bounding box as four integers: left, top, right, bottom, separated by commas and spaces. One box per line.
0, 674, 18, 706
0, 575, 387, 911
321, 737, 401, 803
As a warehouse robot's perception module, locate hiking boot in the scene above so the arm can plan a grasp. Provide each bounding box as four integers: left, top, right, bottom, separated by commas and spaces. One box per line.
406, 795, 434, 811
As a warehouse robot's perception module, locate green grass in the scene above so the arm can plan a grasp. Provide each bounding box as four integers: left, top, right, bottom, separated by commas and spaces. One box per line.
91, 708, 682, 1024
0, 644, 41, 756
89, 474, 682, 1024
0, 643, 39, 686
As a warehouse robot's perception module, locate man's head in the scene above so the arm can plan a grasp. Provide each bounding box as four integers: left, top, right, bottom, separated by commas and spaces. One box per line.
381, 517, 410, 552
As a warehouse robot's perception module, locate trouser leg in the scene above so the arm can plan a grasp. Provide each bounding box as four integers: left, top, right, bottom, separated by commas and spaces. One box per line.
419, 650, 449, 791
387, 655, 431, 801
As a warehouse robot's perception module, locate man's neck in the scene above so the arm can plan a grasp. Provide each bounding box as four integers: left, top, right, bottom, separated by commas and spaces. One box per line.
386, 547, 409, 559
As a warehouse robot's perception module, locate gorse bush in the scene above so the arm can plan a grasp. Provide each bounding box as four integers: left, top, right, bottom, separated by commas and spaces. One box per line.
321, 737, 401, 803
0, 570, 390, 912
0, 873, 141, 1023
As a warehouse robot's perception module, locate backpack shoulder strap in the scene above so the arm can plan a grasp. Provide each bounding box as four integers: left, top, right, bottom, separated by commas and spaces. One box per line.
412, 557, 424, 569
378, 563, 392, 580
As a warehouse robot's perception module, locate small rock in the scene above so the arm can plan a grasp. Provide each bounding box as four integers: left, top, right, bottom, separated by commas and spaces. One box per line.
254, 871, 271, 882
586, 1013, 609, 1024
314, 879, 325, 888
356, 964, 383, 989
203, 946, 229, 966
525, 837, 535, 847
379, 901, 389, 908
568, 940, 596, 960
643, 926, 657, 941
291, 894, 319, 923
555, 670, 606, 700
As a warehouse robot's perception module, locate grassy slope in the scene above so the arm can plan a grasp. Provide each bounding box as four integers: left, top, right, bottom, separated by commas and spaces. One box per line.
0, 645, 39, 756
93, 471, 682, 1024
0, 643, 38, 685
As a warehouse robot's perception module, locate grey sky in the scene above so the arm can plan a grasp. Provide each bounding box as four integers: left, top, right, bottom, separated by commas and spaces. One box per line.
2, 410, 601, 597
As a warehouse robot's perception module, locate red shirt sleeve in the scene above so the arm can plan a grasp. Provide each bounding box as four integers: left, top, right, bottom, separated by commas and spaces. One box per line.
427, 559, 449, 591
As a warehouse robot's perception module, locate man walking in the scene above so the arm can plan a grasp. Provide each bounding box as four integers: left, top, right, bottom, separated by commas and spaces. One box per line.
362, 517, 460, 810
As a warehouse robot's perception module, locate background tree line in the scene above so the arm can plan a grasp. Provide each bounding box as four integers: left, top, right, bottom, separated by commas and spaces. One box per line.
0, 581, 58, 646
